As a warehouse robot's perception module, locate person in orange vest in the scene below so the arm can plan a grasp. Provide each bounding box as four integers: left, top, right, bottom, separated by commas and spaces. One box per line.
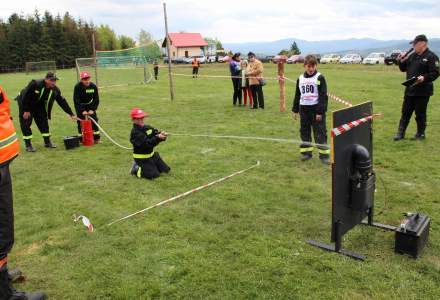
192, 57, 201, 78
0, 86, 47, 299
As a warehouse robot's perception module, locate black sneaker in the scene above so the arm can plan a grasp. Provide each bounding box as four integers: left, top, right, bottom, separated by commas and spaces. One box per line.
320, 157, 331, 165
301, 154, 312, 161
25, 145, 37, 152
410, 133, 425, 141
393, 133, 405, 141
130, 163, 140, 176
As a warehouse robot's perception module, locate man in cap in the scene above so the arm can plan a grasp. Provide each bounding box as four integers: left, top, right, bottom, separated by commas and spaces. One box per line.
73, 72, 100, 142
16, 72, 77, 152
129, 108, 170, 180
394, 34, 439, 141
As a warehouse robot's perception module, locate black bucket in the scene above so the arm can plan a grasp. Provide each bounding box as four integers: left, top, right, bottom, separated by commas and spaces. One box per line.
64, 136, 80, 150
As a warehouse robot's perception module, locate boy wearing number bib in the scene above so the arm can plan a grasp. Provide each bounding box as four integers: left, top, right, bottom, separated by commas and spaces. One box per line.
292, 55, 330, 164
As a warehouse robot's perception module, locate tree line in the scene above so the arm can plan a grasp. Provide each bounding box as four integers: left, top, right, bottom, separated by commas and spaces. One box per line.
0, 11, 154, 72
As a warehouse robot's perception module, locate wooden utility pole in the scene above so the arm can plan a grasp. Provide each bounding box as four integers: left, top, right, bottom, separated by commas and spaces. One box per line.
92, 32, 99, 87
276, 55, 287, 112
163, 2, 175, 100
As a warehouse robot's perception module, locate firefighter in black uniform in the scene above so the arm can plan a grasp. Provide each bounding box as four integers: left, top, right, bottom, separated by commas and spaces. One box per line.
74, 72, 100, 142
292, 55, 330, 164
129, 108, 170, 180
394, 34, 440, 141
16, 72, 77, 152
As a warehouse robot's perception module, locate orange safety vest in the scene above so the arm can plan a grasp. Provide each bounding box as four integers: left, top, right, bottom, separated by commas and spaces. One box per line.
192, 59, 200, 67
0, 86, 19, 165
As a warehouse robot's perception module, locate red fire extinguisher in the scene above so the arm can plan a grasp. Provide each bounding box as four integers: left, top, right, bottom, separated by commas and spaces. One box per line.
81, 116, 94, 146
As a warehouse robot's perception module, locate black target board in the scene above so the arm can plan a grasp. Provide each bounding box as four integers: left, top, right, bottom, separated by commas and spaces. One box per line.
331, 101, 373, 241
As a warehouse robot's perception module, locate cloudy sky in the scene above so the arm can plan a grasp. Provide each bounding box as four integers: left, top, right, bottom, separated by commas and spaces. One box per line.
1, 0, 439, 43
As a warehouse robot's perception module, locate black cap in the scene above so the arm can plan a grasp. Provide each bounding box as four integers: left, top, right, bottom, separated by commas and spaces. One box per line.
247, 51, 256, 58
410, 34, 428, 44
45, 72, 59, 81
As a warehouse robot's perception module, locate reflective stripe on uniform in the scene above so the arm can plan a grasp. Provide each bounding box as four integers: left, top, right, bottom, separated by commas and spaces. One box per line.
23, 135, 33, 140
300, 147, 314, 153
0, 133, 18, 150
86, 89, 95, 94
146, 129, 153, 135
42, 133, 51, 137
319, 149, 330, 155
136, 167, 142, 178
133, 152, 155, 159
93, 131, 100, 135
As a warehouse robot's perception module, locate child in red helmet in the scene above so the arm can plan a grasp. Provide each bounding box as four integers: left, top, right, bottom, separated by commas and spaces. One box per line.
130, 108, 170, 179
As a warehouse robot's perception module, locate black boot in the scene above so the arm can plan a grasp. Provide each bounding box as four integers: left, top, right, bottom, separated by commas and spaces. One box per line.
0, 264, 46, 300
24, 140, 36, 152
8, 268, 25, 283
43, 137, 56, 148
410, 133, 426, 141
394, 120, 407, 141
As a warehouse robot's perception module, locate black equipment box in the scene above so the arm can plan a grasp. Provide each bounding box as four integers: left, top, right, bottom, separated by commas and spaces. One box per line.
64, 136, 80, 150
395, 213, 430, 258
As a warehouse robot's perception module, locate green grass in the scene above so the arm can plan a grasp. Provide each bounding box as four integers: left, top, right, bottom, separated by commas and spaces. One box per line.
0, 63, 439, 299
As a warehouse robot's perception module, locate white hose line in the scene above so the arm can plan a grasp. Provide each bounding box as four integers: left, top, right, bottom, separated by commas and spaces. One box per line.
88, 117, 133, 150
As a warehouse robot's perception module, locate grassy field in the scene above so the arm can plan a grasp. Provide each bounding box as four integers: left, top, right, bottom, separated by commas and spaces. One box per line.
0, 62, 439, 299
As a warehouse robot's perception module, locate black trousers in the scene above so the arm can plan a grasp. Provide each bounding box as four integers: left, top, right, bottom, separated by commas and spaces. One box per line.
134, 152, 170, 180
231, 78, 242, 105
154, 67, 159, 80
0, 164, 14, 261
299, 106, 329, 158
18, 104, 50, 140
250, 85, 264, 108
397, 95, 430, 135
192, 67, 199, 77
75, 107, 100, 140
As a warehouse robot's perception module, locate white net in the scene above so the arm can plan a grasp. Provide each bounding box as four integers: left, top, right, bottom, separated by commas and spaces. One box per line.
25, 61, 56, 74
75, 56, 153, 88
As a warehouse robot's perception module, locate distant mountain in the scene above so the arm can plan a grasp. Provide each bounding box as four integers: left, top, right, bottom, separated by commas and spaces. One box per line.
223, 38, 440, 56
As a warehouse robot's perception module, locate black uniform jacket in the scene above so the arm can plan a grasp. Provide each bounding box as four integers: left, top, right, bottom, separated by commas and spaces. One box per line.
73, 82, 99, 113
399, 48, 440, 97
16, 79, 74, 119
130, 124, 162, 157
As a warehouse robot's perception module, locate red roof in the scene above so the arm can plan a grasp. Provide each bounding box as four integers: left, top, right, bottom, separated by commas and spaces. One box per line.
164, 33, 208, 47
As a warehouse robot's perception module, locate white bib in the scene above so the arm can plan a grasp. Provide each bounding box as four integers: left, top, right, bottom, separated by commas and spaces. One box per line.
299, 72, 320, 106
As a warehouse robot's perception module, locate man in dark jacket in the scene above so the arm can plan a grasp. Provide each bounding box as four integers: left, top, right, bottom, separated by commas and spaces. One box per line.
16, 72, 77, 152
292, 55, 330, 164
394, 34, 440, 141
73, 72, 100, 142
129, 108, 170, 180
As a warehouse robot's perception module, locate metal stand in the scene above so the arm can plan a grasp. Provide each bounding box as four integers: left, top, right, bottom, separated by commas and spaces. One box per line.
307, 221, 366, 261
307, 210, 396, 261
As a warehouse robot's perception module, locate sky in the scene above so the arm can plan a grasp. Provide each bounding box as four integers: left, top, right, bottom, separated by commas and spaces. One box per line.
1, 0, 439, 43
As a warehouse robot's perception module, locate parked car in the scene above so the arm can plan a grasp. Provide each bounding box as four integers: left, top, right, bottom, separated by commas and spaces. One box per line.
384, 50, 403, 65
339, 53, 363, 64
320, 54, 341, 64
206, 55, 216, 63
287, 55, 305, 64
258, 55, 275, 63
362, 52, 386, 65
183, 56, 207, 64
218, 55, 227, 62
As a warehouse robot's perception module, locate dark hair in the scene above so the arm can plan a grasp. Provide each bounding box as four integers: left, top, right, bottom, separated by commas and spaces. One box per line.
247, 51, 256, 58
232, 52, 241, 61
304, 55, 318, 66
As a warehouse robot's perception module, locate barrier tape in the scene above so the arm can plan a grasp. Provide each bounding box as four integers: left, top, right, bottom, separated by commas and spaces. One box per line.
107, 161, 261, 226
327, 93, 353, 107
331, 115, 373, 137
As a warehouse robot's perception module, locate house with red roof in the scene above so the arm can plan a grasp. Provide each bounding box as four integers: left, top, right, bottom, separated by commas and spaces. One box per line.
162, 32, 208, 59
